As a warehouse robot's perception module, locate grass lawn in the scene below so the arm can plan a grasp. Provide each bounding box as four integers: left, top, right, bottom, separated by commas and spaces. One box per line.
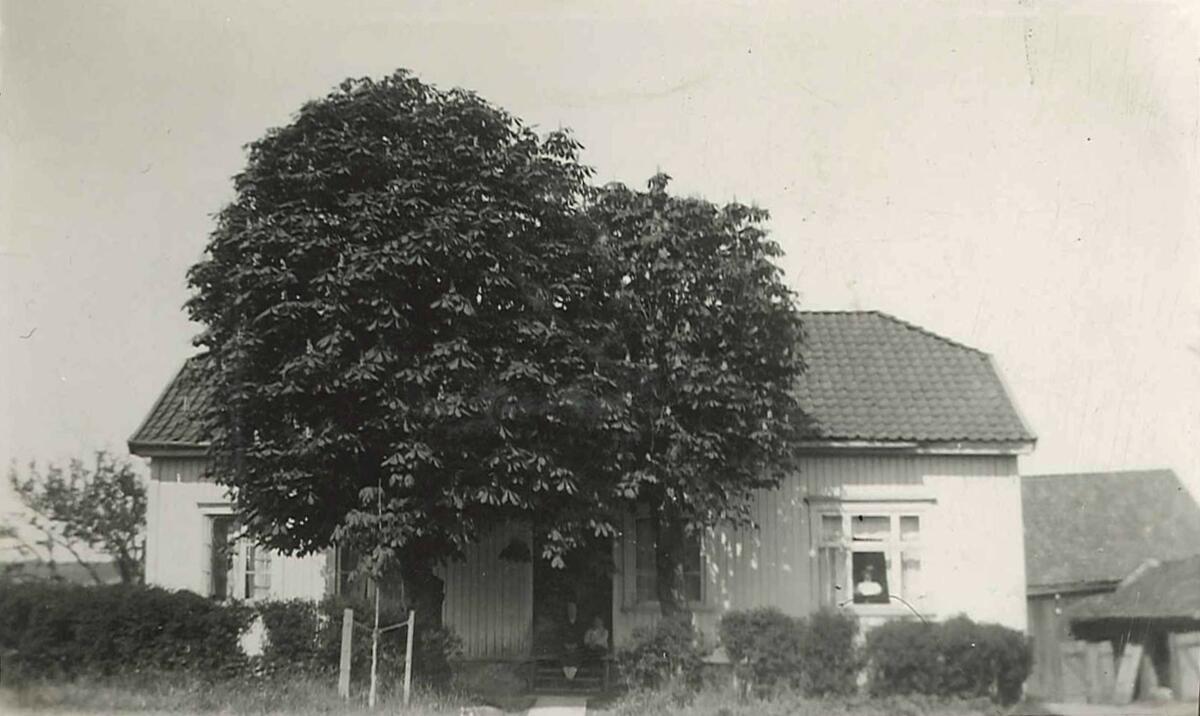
590, 688, 1029, 716
0, 673, 478, 715
2, 676, 1046, 716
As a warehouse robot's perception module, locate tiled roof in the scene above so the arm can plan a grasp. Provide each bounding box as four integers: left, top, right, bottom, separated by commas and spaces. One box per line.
129, 310, 1035, 452
1067, 555, 1200, 621
1022, 470, 1200, 591
795, 311, 1033, 443
127, 357, 214, 450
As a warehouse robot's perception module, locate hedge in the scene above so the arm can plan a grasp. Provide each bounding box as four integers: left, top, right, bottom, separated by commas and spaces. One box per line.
718, 607, 859, 696
0, 583, 461, 691
0, 582, 252, 679
864, 615, 1031, 704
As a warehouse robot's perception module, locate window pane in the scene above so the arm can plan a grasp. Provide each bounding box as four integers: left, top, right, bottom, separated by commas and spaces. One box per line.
253, 549, 272, 599
820, 515, 843, 542
635, 517, 656, 602
209, 516, 233, 599
901, 552, 922, 603
683, 531, 703, 602
900, 516, 920, 541
852, 551, 889, 604
851, 515, 889, 541
818, 546, 847, 608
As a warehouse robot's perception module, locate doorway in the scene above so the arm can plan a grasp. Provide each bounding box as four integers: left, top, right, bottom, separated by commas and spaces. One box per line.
531, 535, 614, 658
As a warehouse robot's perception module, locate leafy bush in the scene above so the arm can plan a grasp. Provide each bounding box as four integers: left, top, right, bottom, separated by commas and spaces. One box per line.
864, 616, 1030, 705
718, 607, 806, 692
0, 582, 251, 680
799, 608, 860, 696
718, 607, 859, 696
255, 596, 461, 691
616, 616, 706, 693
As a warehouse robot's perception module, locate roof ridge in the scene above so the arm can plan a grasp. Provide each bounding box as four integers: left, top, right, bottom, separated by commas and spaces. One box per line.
799, 310, 988, 355
869, 311, 989, 356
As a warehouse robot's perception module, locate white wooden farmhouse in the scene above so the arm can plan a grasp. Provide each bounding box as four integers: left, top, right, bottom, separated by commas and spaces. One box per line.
130, 310, 1035, 659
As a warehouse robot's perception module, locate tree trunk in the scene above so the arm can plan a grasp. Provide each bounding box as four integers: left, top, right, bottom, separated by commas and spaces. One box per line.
653, 509, 689, 621
396, 542, 445, 630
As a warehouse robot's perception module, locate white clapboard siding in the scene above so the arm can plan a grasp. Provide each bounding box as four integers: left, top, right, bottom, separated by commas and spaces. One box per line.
612, 453, 1025, 645
146, 457, 326, 601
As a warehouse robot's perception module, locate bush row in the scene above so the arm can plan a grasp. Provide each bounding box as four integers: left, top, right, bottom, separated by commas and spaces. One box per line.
618, 608, 1030, 705
0, 583, 252, 678
0, 582, 459, 690
719, 607, 860, 696
864, 616, 1030, 704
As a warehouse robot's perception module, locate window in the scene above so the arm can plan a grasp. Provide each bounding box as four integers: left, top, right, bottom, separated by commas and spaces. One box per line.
334, 544, 369, 600
633, 512, 703, 604
206, 514, 273, 601
813, 507, 924, 611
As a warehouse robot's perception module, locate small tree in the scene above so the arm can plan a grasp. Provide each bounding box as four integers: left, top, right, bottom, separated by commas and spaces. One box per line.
6, 451, 146, 584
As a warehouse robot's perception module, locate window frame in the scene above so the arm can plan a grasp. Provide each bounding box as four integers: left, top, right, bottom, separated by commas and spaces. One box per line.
200, 506, 274, 603
623, 505, 707, 611
808, 498, 932, 618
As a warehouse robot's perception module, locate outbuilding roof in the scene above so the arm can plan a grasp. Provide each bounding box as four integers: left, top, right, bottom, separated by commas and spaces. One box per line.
129, 310, 1035, 453
1068, 555, 1200, 621
1023, 469, 1200, 593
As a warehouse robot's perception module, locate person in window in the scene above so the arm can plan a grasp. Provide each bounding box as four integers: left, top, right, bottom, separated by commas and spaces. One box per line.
853, 555, 889, 604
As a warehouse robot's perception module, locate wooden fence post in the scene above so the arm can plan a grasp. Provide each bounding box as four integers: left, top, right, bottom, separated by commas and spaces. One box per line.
338, 608, 354, 699
403, 610, 415, 707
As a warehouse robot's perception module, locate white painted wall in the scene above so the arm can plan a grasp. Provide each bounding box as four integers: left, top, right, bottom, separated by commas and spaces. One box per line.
612, 453, 1027, 646
145, 458, 327, 600
147, 453, 1027, 657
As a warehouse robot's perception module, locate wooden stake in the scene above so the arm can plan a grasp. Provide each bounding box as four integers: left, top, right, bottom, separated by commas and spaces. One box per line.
369, 581, 381, 709
403, 610, 415, 707
337, 608, 353, 699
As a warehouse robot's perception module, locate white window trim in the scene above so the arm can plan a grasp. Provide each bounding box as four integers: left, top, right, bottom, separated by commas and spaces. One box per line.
199, 504, 273, 602
808, 499, 934, 620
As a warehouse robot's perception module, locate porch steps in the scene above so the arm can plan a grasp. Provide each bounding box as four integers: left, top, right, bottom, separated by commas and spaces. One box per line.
530, 662, 608, 694
527, 695, 589, 716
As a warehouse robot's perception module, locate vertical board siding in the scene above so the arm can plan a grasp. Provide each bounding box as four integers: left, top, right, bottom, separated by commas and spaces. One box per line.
151, 457, 211, 483
613, 453, 1025, 647
440, 522, 533, 659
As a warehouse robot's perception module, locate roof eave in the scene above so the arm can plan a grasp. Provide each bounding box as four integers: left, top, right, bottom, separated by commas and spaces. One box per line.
1027, 579, 1121, 597
795, 439, 1035, 456
127, 440, 209, 459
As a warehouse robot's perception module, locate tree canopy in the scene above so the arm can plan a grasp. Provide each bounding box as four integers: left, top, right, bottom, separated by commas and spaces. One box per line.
186, 70, 806, 621
186, 71, 624, 618
586, 176, 807, 615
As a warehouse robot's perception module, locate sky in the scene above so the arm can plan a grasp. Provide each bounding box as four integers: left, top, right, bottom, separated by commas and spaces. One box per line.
2, 0, 1199, 519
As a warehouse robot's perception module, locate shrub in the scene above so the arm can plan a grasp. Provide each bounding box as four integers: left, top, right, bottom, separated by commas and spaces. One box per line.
616, 616, 706, 692
864, 615, 1031, 705
255, 599, 323, 671
0, 582, 251, 680
799, 608, 860, 696
863, 620, 942, 697
718, 607, 805, 692
718, 607, 859, 697
255, 596, 461, 691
